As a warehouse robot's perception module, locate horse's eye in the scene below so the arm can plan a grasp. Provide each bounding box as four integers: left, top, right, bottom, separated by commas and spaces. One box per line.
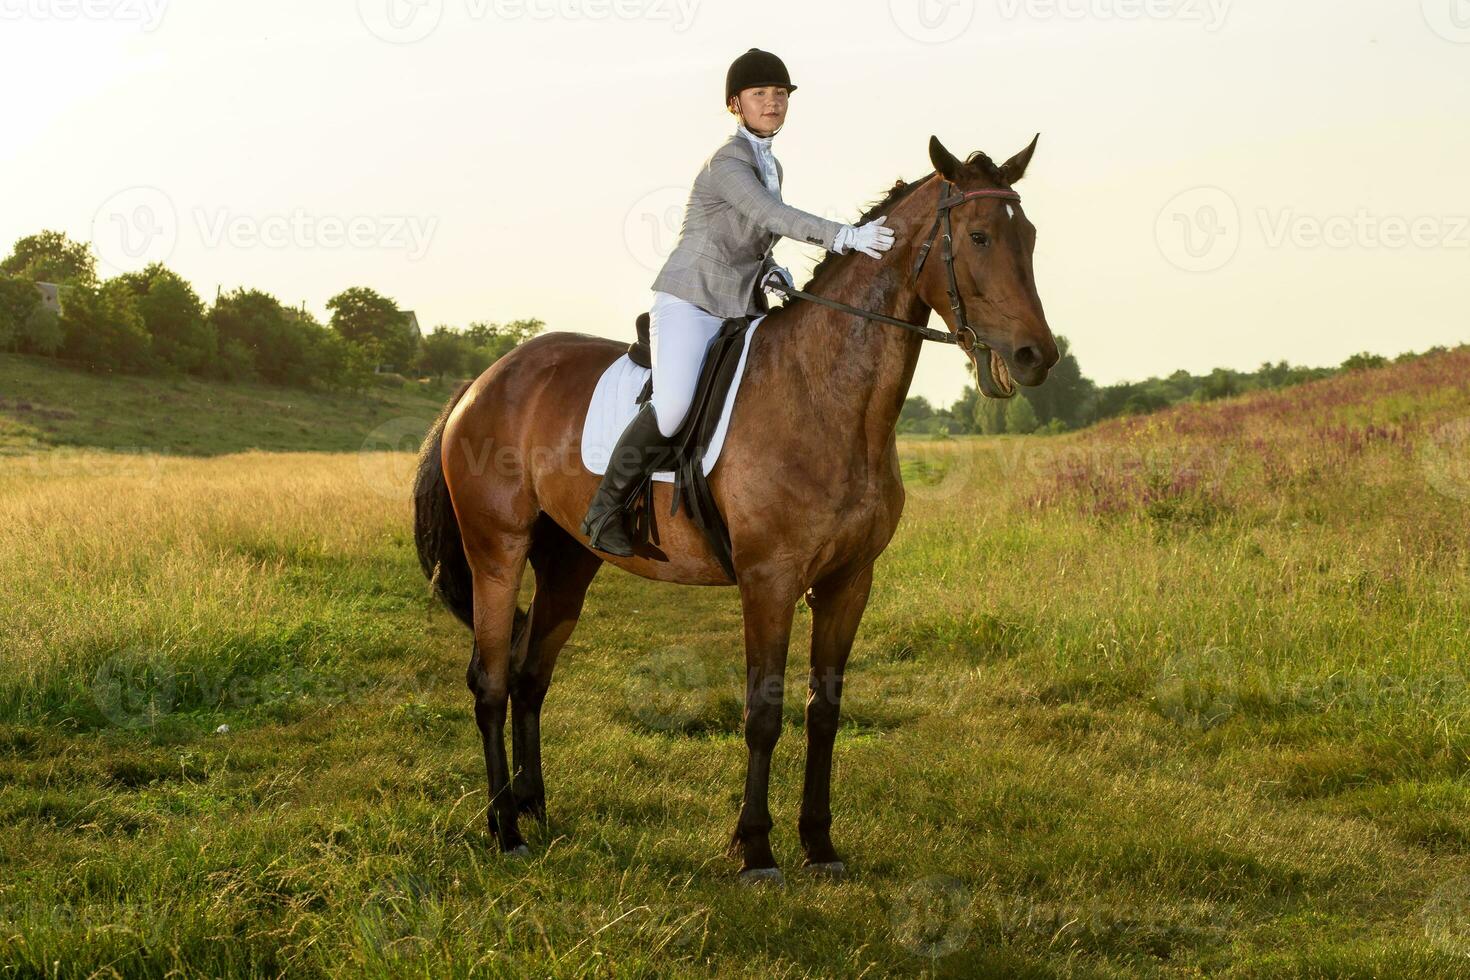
970, 231, 990, 247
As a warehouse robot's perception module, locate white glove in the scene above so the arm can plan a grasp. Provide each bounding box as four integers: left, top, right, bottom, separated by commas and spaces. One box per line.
834, 215, 896, 259
761, 265, 794, 294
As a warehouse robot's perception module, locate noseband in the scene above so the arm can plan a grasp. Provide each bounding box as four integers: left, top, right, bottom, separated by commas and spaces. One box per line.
768, 177, 1023, 398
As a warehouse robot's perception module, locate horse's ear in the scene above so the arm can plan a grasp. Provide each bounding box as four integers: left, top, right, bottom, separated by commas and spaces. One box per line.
929, 135, 961, 181
1000, 133, 1040, 185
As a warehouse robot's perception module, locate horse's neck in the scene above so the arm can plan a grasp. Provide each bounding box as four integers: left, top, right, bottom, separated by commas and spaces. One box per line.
774, 182, 936, 442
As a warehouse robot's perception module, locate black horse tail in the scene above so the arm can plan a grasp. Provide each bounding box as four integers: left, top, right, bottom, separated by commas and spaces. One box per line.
414, 380, 476, 631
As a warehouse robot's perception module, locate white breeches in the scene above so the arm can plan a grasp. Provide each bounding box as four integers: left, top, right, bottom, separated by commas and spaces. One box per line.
648, 290, 726, 438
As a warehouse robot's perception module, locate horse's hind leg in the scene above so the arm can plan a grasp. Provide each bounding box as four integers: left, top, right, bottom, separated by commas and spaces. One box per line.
509, 515, 603, 822
464, 526, 535, 854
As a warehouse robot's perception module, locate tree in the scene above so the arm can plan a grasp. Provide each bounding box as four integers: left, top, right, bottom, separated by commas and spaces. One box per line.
947, 384, 981, 434
58, 280, 151, 372
327, 287, 416, 370
899, 396, 934, 424
1341, 351, 1387, 371
0, 277, 41, 350
1, 230, 98, 286
462, 318, 545, 369
1017, 334, 1092, 429
975, 395, 1006, 435
418, 325, 472, 381
115, 263, 216, 374
210, 288, 304, 385
1004, 393, 1039, 434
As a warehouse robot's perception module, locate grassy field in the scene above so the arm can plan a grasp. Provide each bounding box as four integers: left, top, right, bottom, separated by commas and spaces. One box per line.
3, 348, 1470, 976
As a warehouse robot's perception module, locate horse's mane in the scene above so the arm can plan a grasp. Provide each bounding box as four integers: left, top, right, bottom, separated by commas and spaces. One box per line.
801, 150, 1005, 291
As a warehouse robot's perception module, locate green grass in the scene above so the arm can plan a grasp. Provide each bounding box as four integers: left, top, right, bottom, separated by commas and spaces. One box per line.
3, 348, 1470, 976
0, 352, 454, 456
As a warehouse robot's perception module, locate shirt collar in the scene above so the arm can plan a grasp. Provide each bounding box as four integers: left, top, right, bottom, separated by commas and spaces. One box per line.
736, 121, 776, 151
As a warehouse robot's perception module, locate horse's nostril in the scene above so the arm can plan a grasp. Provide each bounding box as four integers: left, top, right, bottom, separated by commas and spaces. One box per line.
1013, 345, 1041, 370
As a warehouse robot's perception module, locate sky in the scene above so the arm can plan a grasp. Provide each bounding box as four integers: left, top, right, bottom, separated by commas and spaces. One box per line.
2, 0, 1467, 408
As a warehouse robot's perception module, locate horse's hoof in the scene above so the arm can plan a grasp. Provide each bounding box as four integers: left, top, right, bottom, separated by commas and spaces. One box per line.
804, 860, 846, 878
503, 844, 531, 859
738, 867, 785, 887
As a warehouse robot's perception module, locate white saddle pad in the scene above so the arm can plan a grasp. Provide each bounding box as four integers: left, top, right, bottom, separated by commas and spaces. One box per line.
580, 316, 763, 482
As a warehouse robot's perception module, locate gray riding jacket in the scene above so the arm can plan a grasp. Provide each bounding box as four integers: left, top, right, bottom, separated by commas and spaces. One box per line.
651, 128, 847, 320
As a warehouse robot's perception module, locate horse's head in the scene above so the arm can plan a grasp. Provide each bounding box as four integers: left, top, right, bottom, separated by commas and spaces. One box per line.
915, 134, 1059, 396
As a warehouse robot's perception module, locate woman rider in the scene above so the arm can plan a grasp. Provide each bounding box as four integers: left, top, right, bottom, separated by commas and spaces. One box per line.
580, 47, 898, 556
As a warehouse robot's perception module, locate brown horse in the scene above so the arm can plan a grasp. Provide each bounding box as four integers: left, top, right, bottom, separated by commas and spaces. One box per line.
413, 134, 1058, 882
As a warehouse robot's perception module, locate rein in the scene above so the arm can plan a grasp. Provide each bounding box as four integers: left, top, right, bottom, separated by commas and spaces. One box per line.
767, 180, 1022, 398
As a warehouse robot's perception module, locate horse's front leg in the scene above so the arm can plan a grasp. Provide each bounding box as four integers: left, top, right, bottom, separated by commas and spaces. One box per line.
729, 572, 801, 883
800, 562, 874, 874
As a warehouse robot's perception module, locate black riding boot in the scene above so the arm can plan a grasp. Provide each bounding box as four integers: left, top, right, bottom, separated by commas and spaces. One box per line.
579, 401, 674, 557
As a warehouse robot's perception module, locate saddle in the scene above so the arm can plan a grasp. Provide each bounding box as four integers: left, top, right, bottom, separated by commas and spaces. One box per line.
622, 310, 752, 583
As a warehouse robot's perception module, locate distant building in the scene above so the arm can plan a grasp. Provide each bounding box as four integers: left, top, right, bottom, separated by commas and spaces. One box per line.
374, 310, 423, 374
34, 282, 63, 316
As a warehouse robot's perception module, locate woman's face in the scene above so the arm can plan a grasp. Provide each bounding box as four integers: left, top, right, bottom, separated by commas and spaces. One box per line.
730, 86, 789, 135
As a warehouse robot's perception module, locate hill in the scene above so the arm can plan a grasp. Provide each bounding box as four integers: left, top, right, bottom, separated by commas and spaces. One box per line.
0, 353, 457, 456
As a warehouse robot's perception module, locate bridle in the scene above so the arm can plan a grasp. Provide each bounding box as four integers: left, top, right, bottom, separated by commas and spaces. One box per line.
768, 176, 1023, 399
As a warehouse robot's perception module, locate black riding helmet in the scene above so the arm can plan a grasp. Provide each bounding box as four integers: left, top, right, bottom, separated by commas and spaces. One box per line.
725, 47, 797, 104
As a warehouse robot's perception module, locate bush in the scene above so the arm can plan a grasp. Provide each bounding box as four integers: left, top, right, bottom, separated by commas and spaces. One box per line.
214, 337, 257, 383
1004, 394, 1040, 434
0, 277, 42, 351
19, 305, 63, 355
58, 280, 152, 373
